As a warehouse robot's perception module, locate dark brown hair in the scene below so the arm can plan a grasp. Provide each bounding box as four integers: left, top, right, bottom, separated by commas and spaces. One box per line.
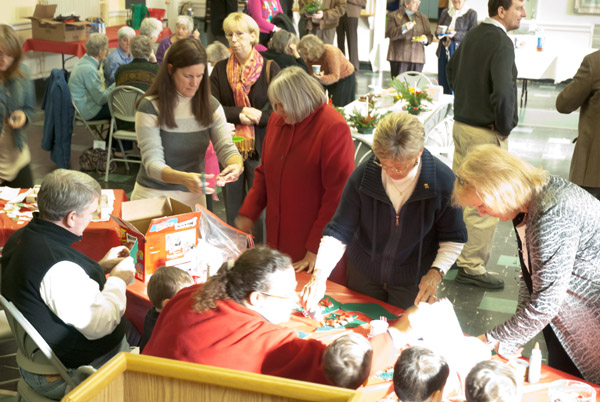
145, 38, 211, 128
192, 247, 292, 312
147, 266, 193, 309
488, 0, 514, 17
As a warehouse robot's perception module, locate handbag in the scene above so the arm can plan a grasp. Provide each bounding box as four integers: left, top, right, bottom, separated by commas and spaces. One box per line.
79, 148, 117, 173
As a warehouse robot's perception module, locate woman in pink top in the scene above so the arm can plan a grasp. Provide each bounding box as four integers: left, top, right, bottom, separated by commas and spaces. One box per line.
246, 0, 283, 46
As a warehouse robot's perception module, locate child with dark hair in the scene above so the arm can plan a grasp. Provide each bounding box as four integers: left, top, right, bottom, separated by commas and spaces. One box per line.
322, 333, 373, 389
140, 266, 193, 351
393, 346, 450, 402
465, 360, 520, 402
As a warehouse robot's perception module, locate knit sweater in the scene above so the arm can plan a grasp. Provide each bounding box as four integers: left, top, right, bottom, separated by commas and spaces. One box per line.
490, 176, 600, 384
446, 22, 518, 136
135, 94, 240, 192
306, 45, 354, 85
1, 216, 126, 368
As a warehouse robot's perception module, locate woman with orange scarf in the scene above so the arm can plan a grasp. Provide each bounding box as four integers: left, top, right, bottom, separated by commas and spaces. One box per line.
210, 12, 281, 231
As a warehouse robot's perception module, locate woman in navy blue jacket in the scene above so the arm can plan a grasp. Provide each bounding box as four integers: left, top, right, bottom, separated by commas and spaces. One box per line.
302, 113, 467, 310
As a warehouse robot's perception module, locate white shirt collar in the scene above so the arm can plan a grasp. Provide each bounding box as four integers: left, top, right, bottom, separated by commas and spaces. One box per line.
483, 17, 508, 36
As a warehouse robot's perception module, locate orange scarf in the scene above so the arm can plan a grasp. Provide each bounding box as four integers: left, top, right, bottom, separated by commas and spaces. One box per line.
226, 48, 264, 159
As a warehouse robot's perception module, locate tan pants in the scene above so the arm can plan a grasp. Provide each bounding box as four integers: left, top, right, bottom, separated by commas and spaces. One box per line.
452, 121, 508, 275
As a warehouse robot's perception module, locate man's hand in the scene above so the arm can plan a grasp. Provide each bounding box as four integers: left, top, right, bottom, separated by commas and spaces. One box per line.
99, 246, 130, 273
109, 257, 135, 284
413, 268, 442, 305
311, 10, 324, 19
300, 274, 327, 311
293, 251, 317, 273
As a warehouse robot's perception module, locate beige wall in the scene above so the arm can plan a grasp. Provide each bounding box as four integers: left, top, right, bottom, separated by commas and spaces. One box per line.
1, 0, 37, 25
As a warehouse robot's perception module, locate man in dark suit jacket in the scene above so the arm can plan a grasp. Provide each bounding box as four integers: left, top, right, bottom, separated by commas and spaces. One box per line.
208, 0, 238, 45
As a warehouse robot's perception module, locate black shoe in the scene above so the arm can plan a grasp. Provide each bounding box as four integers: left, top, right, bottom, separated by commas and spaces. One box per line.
455, 267, 504, 289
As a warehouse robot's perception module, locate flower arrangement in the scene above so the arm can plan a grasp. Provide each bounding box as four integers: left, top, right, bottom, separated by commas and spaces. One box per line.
390, 77, 433, 115
300, 0, 323, 15
328, 98, 346, 119
346, 101, 389, 134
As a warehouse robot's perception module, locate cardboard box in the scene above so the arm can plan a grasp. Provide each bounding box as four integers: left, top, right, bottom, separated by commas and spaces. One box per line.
28, 4, 87, 42
111, 197, 201, 282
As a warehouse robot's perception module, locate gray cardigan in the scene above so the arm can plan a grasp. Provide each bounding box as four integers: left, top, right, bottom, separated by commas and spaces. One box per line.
489, 176, 600, 384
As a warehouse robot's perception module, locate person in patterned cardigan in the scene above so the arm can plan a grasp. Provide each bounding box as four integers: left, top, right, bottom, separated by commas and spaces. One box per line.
453, 144, 600, 384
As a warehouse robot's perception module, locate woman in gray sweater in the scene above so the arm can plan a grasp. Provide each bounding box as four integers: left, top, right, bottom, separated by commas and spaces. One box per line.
453, 144, 600, 384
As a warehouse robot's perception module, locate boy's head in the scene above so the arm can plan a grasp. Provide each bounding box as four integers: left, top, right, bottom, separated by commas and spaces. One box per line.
465, 360, 519, 402
322, 333, 373, 389
147, 266, 194, 311
393, 346, 449, 402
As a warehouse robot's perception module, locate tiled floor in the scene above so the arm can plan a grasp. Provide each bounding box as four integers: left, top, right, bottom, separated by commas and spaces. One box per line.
0, 65, 579, 396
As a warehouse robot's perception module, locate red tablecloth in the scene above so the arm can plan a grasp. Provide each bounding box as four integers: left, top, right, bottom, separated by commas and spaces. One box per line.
125, 271, 600, 401
22, 25, 172, 59
0, 189, 127, 261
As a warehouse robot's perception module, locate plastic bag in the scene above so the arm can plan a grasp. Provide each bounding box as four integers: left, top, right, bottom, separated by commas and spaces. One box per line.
186, 204, 253, 283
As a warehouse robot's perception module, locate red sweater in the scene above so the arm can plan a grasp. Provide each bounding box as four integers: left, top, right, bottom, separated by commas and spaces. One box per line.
143, 284, 329, 384
238, 103, 354, 262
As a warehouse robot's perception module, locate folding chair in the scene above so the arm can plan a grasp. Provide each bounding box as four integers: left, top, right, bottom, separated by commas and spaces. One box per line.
72, 101, 109, 142
0, 295, 79, 401
104, 85, 145, 181
352, 136, 374, 167
396, 71, 432, 91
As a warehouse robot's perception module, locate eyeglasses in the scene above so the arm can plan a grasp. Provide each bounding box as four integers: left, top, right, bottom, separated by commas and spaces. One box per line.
373, 157, 418, 175
259, 291, 297, 301
225, 32, 246, 39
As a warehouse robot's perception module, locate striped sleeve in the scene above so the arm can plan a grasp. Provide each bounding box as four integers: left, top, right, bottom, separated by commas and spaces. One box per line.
135, 98, 167, 181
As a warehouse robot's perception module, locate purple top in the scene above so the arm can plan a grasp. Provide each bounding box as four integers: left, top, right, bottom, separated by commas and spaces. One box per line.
155, 35, 172, 64
247, 0, 283, 33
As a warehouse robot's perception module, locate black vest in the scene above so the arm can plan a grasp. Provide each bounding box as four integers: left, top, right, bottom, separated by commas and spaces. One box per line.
1, 215, 125, 368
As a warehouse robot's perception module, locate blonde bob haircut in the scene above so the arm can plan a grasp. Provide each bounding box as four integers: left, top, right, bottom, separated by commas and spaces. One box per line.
453, 144, 549, 216
372, 113, 425, 161
223, 12, 260, 46
297, 34, 325, 61
268, 66, 326, 124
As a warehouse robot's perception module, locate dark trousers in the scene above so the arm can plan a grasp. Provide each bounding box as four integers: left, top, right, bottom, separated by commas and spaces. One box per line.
90, 103, 111, 121
389, 61, 424, 79
324, 73, 356, 107
346, 260, 421, 310
1, 164, 33, 188
438, 49, 452, 94
581, 185, 600, 200
542, 325, 583, 379
336, 14, 359, 72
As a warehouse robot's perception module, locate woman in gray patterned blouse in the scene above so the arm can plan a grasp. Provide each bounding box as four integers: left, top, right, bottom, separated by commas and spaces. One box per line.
453, 144, 600, 384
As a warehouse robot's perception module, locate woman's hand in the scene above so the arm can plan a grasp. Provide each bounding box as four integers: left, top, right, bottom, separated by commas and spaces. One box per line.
99, 246, 130, 273
242, 107, 262, 125
300, 274, 327, 310
413, 268, 442, 305
239, 113, 254, 125
293, 251, 317, 273
8, 110, 26, 129
403, 21, 415, 32
217, 163, 243, 186
311, 10, 324, 19
235, 215, 254, 234
192, 28, 200, 39
183, 172, 215, 194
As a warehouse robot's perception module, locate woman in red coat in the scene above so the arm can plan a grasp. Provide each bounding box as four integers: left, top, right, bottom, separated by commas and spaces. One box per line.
236, 67, 354, 272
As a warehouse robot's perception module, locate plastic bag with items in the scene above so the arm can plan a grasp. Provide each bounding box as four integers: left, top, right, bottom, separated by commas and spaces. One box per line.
186, 205, 254, 283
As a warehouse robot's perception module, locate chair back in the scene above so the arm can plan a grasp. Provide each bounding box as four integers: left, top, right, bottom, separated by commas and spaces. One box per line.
396, 71, 432, 90
352, 136, 374, 167
108, 86, 145, 124
0, 295, 76, 388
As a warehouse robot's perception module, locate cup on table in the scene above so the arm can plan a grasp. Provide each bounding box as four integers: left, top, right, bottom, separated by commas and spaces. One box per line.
439, 25, 448, 34
507, 358, 529, 383
369, 319, 389, 338
312, 65, 321, 76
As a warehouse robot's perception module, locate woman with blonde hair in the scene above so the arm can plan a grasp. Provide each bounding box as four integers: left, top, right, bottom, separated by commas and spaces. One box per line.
236, 66, 354, 271
210, 12, 281, 231
453, 144, 600, 384
302, 113, 466, 310
0, 24, 36, 188
298, 34, 355, 106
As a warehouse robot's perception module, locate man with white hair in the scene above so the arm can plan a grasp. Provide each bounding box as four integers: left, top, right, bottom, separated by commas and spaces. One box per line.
104, 26, 136, 86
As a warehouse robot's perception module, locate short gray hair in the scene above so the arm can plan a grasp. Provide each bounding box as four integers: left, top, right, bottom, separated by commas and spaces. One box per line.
372, 113, 425, 161
37, 169, 101, 221
130, 35, 154, 60
86, 33, 109, 57
118, 26, 136, 41
268, 66, 326, 124
176, 15, 194, 32
206, 41, 230, 65
140, 17, 163, 40
268, 30, 297, 54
